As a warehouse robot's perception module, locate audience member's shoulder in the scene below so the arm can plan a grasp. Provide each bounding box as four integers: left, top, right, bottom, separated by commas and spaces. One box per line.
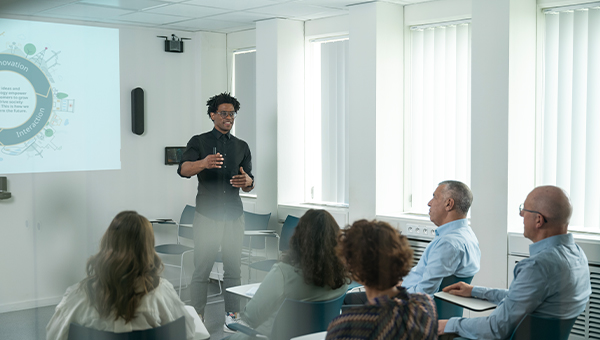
273, 261, 294, 272
154, 277, 176, 293
408, 292, 435, 305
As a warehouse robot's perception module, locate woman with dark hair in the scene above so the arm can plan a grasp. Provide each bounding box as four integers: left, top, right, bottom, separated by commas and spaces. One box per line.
229, 209, 349, 340
326, 219, 437, 340
46, 211, 197, 340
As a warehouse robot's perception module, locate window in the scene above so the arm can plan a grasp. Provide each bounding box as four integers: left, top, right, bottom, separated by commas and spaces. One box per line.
538, 4, 600, 231
232, 49, 257, 183
405, 21, 472, 214
305, 37, 349, 205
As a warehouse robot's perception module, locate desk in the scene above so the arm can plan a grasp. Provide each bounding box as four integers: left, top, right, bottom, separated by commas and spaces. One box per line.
226, 283, 261, 299
433, 292, 497, 312
184, 305, 210, 340
291, 331, 327, 340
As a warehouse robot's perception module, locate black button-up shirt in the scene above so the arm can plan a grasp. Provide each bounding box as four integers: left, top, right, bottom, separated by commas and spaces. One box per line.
178, 128, 253, 221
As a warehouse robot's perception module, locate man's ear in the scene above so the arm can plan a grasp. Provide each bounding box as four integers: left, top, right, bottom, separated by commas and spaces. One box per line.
536, 214, 545, 229
210, 112, 215, 121
445, 198, 455, 212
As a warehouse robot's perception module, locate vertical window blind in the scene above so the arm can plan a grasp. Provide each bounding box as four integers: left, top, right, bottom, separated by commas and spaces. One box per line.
408, 21, 471, 214
540, 4, 600, 230
305, 38, 349, 205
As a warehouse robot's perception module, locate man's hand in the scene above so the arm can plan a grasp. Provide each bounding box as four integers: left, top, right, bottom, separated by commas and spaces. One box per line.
443, 281, 474, 297
200, 153, 224, 169
438, 320, 448, 335
180, 153, 223, 177
231, 167, 253, 189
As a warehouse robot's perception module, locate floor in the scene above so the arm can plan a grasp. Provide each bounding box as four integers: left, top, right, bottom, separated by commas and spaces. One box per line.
0, 280, 231, 340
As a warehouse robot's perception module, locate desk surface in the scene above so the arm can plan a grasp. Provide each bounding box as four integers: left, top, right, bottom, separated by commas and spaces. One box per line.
291, 331, 327, 340
434, 292, 497, 312
168, 224, 277, 236
226, 283, 261, 299
244, 230, 278, 237
184, 305, 210, 340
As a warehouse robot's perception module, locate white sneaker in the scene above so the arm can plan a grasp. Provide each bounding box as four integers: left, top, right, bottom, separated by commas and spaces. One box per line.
223, 312, 249, 333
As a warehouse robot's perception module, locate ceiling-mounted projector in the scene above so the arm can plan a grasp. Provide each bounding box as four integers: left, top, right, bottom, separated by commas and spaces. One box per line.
157, 34, 191, 53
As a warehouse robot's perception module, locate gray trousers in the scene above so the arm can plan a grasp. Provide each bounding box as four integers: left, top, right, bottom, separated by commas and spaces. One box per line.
190, 212, 244, 316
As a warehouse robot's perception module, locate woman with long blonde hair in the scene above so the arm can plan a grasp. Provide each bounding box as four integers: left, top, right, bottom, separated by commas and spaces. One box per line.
47, 211, 196, 340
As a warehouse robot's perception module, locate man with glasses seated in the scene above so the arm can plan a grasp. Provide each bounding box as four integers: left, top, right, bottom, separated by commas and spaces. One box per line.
178, 92, 255, 333
438, 185, 592, 339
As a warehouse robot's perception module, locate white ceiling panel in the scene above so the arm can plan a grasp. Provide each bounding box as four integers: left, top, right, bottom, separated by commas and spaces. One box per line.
0, 0, 72, 15
79, 0, 168, 11
184, 0, 279, 11
296, 7, 347, 20
40, 3, 135, 19
205, 11, 274, 23
164, 17, 248, 31
144, 3, 227, 17
297, 0, 361, 9
117, 11, 188, 24
248, 2, 333, 17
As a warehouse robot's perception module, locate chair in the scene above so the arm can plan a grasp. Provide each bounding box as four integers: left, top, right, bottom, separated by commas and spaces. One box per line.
67, 316, 186, 340
154, 205, 223, 298
509, 314, 577, 340
248, 215, 300, 273
434, 275, 474, 319
242, 211, 272, 280
228, 294, 346, 340
455, 314, 578, 340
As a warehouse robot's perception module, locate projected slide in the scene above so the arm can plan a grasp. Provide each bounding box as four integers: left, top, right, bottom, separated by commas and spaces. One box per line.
0, 19, 120, 174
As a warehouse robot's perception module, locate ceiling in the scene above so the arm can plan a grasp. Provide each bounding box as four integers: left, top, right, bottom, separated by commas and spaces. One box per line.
0, 0, 432, 33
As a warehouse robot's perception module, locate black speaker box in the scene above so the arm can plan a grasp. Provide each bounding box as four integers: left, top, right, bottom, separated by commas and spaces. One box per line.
131, 87, 144, 135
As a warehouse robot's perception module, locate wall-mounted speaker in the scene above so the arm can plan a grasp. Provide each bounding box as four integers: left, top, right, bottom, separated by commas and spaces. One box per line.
131, 87, 144, 135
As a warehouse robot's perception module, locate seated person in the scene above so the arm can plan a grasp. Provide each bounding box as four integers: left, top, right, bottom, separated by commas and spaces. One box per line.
229, 209, 348, 340
327, 220, 437, 340
438, 186, 591, 340
46, 211, 197, 340
402, 180, 480, 295
344, 180, 480, 306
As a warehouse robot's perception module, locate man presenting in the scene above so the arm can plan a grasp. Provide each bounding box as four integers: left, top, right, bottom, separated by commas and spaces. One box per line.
178, 92, 254, 332
401, 180, 481, 295
438, 185, 591, 339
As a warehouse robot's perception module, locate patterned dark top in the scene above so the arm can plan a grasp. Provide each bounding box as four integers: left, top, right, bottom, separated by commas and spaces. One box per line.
326, 287, 438, 340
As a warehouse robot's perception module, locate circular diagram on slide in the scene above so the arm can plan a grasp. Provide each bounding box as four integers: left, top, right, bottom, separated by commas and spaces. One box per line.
0, 53, 53, 146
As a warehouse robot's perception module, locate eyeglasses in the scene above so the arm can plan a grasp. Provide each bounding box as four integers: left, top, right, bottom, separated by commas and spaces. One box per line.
519, 203, 548, 223
216, 111, 237, 118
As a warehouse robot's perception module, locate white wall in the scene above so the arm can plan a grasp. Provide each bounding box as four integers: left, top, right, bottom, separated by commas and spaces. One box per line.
0, 22, 226, 313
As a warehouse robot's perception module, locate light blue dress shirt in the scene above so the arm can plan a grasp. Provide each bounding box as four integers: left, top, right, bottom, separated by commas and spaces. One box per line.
402, 218, 481, 295
445, 233, 591, 339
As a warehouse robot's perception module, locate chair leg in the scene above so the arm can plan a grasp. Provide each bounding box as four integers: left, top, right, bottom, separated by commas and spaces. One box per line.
208, 263, 223, 298
178, 254, 185, 298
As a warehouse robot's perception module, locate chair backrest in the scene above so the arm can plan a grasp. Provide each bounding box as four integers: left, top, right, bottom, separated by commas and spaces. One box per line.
67, 316, 186, 340
178, 205, 195, 240
509, 314, 577, 340
243, 211, 271, 249
270, 294, 346, 340
279, 215, 300, 252
434, 275, 474, 319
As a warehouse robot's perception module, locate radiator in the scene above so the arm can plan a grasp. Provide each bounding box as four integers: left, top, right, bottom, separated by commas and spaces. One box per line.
408, 238, 431, 267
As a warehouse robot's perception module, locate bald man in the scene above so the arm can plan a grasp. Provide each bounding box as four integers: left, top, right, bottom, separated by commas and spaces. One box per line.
438, 186, 591, 339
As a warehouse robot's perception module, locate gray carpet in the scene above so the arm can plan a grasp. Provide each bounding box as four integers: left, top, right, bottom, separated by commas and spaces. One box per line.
0, 280, 229, 340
